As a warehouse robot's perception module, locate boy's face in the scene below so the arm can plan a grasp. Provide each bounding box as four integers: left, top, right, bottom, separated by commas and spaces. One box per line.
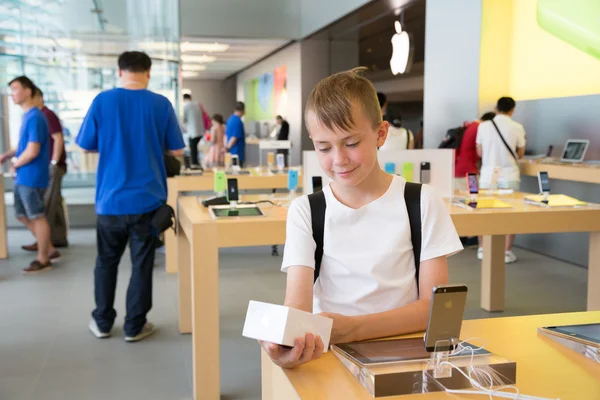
307, 103, 388, 188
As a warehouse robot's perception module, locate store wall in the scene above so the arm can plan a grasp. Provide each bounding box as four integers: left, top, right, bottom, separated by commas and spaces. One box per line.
182, 78, 236, 118
423, 0, 482, 148
299, 0, 374, 38
236, 43, 303, 165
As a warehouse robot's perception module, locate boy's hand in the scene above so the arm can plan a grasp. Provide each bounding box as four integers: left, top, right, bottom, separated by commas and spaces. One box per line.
259, 333, 324, 369
318, 312, 358, 344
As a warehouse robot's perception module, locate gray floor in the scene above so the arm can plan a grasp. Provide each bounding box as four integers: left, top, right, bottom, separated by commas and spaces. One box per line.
0, 229, 588, 400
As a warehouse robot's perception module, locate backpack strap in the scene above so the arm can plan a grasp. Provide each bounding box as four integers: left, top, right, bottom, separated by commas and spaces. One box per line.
308, 190, 326, 283
404, 182, 422, 293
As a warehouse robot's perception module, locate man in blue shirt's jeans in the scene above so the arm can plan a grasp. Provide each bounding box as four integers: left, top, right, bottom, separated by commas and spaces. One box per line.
225, 101, 246, 167
77, 52, 185, 342
0, 76, 57, 274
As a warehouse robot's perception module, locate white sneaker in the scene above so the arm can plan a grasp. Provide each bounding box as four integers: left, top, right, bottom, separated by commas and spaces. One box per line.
125, 322, 156, 342
505, 250, 518, 264
477, 247, 483, 261
89, 319, 111, 339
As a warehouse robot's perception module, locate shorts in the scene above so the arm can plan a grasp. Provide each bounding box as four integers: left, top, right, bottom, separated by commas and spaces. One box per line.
14, 184, 46, 220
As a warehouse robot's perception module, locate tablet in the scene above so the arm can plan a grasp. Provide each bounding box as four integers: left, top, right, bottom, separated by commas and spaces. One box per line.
561, 139, 589, 163
541, 323, 600, 347
333, 337, 490, 366
210, 205, 264, 218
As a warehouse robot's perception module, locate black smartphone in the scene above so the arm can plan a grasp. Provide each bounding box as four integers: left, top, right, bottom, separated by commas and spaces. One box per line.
466, 173, 478, 194
420, 162, 431, 184
424, 284, 468, 352
227, 178, 239, 202
312, 176, 323, 192
538, 171, 551, 194
546, 145, 554, 157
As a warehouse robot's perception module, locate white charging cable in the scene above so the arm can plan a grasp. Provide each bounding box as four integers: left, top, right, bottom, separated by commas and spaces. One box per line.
436, 338, 560, 400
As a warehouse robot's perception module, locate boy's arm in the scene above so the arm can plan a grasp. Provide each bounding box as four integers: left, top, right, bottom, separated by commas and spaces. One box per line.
13, 142, 41, 168
283, 265, 314, 312
322, 255, 448, 344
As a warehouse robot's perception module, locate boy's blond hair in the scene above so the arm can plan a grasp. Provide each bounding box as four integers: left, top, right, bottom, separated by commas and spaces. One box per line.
305, 67, 382, 132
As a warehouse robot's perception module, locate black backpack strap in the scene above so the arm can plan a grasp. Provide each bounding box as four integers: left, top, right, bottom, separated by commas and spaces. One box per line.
490, 120, 518, 162
404, 182, 422, 294
308, 190, 326, 283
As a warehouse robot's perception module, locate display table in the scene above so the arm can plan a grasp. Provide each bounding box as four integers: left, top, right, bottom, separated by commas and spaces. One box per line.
176, 192, 600, 400
262, 311, 600, 400
520, 159, 600, 185
165, 168, 301, 273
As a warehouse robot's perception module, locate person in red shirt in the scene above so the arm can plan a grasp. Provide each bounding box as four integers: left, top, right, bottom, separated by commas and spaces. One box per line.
454, 112, 495, 190
22, 88, 69, 250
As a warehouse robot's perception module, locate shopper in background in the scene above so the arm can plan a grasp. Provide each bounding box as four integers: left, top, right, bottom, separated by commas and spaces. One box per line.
379, 115, 414, 151
0, 76, 58, 274
182, 93, 204, 166
415, 120, 423, 149
275, 115, 290, 166
77, 51, 185, 342
377, 92, 388, 121
453, 111, 496, 191
203, 113, 225, 168
225, 101, 246, 167
19, 88, 69, 251
476, 97, 526, 263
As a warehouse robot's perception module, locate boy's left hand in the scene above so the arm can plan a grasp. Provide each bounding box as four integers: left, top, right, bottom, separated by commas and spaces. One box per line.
318, 312, 357, 344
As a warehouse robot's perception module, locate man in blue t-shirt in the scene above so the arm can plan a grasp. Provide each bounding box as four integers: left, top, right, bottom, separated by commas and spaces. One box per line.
225, 101, 246, 167
76, 51, 185, 342
0, 76, 57, 274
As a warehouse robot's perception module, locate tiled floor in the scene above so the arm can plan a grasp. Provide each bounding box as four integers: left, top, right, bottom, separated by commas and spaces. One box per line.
0, 229, 588, 400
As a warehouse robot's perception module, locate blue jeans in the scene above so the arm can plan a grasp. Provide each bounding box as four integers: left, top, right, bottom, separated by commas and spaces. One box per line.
92, 210, 157, 337
14, 184, 46, 220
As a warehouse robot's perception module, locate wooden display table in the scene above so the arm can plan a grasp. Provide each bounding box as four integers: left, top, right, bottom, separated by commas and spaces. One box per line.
262, 311, 600, 400
520, 159, 600, 185
176, 192, 600, 400
165, 168, 301, 273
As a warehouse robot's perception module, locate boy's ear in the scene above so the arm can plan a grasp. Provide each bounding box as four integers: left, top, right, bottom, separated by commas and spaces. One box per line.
376, 121, 389, 147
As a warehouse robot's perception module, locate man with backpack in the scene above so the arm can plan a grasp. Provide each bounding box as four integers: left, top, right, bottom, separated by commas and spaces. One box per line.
476, 97, 526, 263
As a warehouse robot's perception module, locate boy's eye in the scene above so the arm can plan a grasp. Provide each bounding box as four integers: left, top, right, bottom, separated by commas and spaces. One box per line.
318, 147, 331, 153
346, 141, 359, 148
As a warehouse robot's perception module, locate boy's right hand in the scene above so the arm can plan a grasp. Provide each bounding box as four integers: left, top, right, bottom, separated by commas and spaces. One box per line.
259, 333, 324, 369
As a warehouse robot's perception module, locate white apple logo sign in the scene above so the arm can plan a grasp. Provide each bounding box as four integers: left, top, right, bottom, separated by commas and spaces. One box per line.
390, 21, 411, 75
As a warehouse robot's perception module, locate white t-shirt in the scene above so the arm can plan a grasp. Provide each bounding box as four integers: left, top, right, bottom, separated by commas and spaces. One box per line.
281, 176, 463, 316
476, 114, 526, 187
380, 126, 414, 151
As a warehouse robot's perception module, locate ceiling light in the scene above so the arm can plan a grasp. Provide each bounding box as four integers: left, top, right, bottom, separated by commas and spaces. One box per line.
180, 42, 229, 53
182, 71, 200, 78
4, 36, 82, 49
138, 40, 179, 52
181, 54, 216, 63
182, 65, 207, 72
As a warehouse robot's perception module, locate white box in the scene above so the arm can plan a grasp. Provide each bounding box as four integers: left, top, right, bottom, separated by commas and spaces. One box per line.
242, 301, 334, 352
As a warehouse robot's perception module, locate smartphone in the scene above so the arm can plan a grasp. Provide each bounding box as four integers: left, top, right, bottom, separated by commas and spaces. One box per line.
402, 162, 414, 182
276, 153, 285, 170
227, 178, 239, 202
546, 145, 554, 157
267, 152, 275, 167
424, 284, 468, 352
466, 173, 478, 194
537, 0, 600, 60
287, 170, 299, 191
214, 171, 226, 193
312, 176, 323, 192
384, 162, 396, 174
420, 162, 431, 184
231, 154, 240, 169
538, 171, 551, 194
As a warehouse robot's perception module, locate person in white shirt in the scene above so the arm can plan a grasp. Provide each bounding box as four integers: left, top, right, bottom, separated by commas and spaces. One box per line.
259, 68, 463, 369
476, 97, 526, 264
182, 93, 205, 165
379, 115, 414, 150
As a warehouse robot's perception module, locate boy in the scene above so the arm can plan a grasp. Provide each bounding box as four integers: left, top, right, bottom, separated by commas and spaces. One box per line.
260, 68, 463, 368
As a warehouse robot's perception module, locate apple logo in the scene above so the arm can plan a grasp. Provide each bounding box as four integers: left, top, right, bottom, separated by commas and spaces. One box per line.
390, 21, 412, 75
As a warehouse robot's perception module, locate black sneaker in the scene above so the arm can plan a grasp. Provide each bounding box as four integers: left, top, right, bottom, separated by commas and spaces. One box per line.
22, 260, 52, 275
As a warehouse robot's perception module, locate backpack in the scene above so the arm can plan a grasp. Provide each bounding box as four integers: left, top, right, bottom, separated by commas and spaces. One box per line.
438, 126, 467, 150
308, 182, 423, 292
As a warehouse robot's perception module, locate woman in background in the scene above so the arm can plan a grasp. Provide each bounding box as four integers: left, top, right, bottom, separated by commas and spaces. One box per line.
203, 114, 225, 168
379, 115, 414, 151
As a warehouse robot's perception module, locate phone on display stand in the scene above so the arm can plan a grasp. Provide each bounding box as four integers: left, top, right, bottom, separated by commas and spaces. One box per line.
227, 178, 239, 203
420, 162, 431, 184
424, 284, 468, 352
538, 171, 551, 203
312, 176, 323, 193
466, 173, 478, 205
384, 162, 396, 174
402, 163, 414, 182
214, 171, 226, 194
546, 145, 554, 157
276, 153, 285, 170
231, 154, 240, 172
287, 170, 299, 192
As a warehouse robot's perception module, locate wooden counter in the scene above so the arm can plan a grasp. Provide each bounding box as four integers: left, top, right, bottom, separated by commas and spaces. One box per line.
263, 311, 600, 400
520, 160, 600, 185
